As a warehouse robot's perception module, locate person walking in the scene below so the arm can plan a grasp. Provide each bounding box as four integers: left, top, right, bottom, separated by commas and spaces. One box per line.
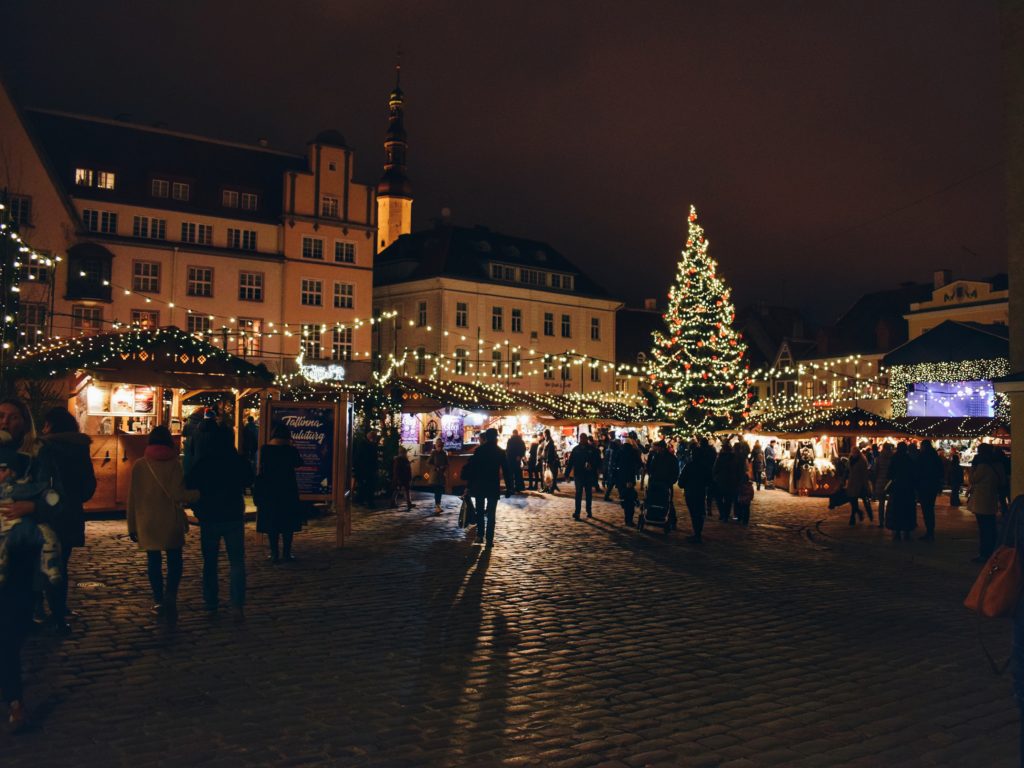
39, 407, 95, 631
505, 430, 526, 494
392, 446, 414, 510
427, 438, 449, 514
465, 428, 510, 546
844, 448, 873, 525
871, 442, 894, 528
615, 434, 643, 526
353, 429, 380, 508
712, 442, 738, 523
764, 439, 778, 489
968, 443, 1003, 563
242, 415, 259, 475
254, 424, 304, 563
915, 439, 944, 541
602, 432, 619, 501
947, 448, 963, 507
542, 429, 561, 494
885, 442, 917, 541
526, 436, 540, 491
750, 442, 766, 491
185, 429, 253, 622
126, 426, 196, 621
564, 433, 600, 519
680, 440, 712, 543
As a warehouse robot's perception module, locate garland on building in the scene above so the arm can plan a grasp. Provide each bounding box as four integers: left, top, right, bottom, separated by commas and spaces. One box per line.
886, 358, 1010, 418
649, 205, 751, 432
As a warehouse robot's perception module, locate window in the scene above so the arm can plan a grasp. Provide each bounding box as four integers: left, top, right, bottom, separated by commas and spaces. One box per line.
543, 312, 554, 336
132, 216, 166, 240
321, 196, 339, 218
186, 266, 213, 297
187, 314, 212, 337
455, 348, 468, 375
550, 274, 575, 291
96, 172, 116, 190
511, 351, 522, 378
237, 318, 261, 356
561, 314, 571, 338
333, 282, 354, 309
83, 209, 117, 234
151, 179, 169, 198
417, 301, 427, 327
590, 317, 601, 341
181, 222, 213, 245
328, 161, 337, 172
75, 168, 93, 186
511, 308, 522, 333
490, 264, 503, 280
239, 271, 264, 302
18, 262, 48, 283
504, 265, 516, 280
131, 309, 159, 329
561, 362, 572, 381
331, 327, 352, 362
74, 169, 115, 190
521, 268, 545, 286
72, 305, 103, 335
132, 261, 160, 293
222, 189, 239, 208
590, 358, 601, 382
492, 349, 503, 376
334, 241, 355, 263
302, 237, 324, 260
492, 306, 503, 332
241, 192, 258, 210
415, 346, 426, 375
9, 195, 31, 228
563, 275, 574, 291
544, 361, 555, 380
172, 182, 190, 201
551, 274, 561, 289
227, 228, 257, 250
301, 324, 323, 359
455, 302, 468, 328
19, 303, 46, 339
301, 279, 323, 306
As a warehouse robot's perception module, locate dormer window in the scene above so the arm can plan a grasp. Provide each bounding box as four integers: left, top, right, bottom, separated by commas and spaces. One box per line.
75, 168, 116, 190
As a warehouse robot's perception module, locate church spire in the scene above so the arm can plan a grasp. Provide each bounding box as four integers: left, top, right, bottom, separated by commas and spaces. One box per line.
376, 63, 413, 251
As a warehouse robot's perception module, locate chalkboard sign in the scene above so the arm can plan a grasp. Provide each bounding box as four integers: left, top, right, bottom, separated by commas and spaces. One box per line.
272, 406, 335, 497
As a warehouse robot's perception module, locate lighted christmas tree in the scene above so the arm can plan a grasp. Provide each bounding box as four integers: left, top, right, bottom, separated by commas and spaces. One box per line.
649, 205, 751, 432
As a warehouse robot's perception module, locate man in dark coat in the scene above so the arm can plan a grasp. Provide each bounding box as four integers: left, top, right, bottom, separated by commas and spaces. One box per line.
680, 440, 714, 544
564, 433, 600, 519
185, 429, 254, 621
353, 429, 380, 508
542, 429, 561, 493
505, 429, 526, 494
603, 432, 619, 501
615, 435, 642, 526
466, 428, 511, 546
527, 437, 540, 490
914, 439, 945, 541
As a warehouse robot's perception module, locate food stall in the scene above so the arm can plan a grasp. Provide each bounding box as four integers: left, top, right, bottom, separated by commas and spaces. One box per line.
9, 327, 273, 511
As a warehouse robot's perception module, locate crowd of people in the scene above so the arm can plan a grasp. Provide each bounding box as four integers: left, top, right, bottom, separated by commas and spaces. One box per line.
0, 399, 307, 734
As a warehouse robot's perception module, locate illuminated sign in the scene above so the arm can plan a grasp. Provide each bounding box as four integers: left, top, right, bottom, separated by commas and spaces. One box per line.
299, 363, 346, 383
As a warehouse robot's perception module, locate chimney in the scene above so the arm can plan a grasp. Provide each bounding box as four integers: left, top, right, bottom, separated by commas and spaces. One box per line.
933, 269, 952, 289
643, 298, 657, 311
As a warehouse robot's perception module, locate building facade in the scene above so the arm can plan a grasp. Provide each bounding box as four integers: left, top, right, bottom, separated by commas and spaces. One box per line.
904, 270, 1008, 340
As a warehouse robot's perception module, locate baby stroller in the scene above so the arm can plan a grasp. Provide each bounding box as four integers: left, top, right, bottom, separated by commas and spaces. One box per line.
638, 481, 676, 534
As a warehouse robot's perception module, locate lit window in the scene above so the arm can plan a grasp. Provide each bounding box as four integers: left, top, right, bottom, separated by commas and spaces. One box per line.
131, 309, 159, 329
239, 272, 264, 302
237, 318, 261, 356
333, 282, 354, 309
132, 261, 160, 293
334, 241, 355, 263
72, 305, 103, 335
96, 172, 116, 190
301, 279, 323, 306
302, 237, 324, 260
321, 196, 339, 218
151, 179, 169, 198
75, 168, 94, 186
186, 266, 213, 298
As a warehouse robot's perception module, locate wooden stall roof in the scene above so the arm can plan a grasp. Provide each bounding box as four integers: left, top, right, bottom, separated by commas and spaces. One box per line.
749, 406, 910, 438
889, 416, 1010, 439
9, 327, 274, 390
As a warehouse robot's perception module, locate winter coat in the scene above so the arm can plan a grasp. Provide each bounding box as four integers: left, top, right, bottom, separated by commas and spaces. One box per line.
428, 448, 449, 486
505, 435, 526, 463
565, 443, 600, 484
127, 445, 197, 550
40, 431, 96, 548
751, 446, 765, 474
393, 455, 412, 486
969, 462, 1001, 516
614, 442, 642, 484
871, 448, 894, 499
885, 453, 917, 532
844, 455, 870, 497
466, 442, 510, 498
542, 439, 561, 472
647, 449, 679, 487
185, 439, 253, 523
527, 442, 540, 471
255, 443, 304, 535
914, 448, 945, 497
713, 451, 738, 494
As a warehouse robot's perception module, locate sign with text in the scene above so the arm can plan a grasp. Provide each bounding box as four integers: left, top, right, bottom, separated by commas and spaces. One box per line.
272, 406, 335, 497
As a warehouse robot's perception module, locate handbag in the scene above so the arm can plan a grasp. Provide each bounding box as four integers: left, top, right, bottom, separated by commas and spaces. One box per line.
145, 459, 190, 534
964, 497, 1024, 673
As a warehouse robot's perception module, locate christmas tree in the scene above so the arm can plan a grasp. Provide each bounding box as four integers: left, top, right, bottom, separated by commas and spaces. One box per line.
649, 205, 751, 433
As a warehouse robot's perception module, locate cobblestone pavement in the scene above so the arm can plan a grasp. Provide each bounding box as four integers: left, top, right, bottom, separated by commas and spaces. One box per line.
2, 485, 1017, 767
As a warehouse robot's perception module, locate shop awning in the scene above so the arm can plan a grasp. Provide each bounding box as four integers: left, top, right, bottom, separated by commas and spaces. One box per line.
9, 327, 274, 390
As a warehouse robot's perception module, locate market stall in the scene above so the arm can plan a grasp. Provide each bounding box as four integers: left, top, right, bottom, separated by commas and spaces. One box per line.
8, 327, 273, 511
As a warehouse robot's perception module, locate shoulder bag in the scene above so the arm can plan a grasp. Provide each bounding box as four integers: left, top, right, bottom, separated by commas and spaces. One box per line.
145, 459, 190, 533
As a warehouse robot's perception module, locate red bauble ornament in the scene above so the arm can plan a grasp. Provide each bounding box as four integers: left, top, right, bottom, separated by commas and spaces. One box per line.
688, 212, 696, 222
697, 341, 704, 347
702, 372, 708, 379
683, 362, 691, 369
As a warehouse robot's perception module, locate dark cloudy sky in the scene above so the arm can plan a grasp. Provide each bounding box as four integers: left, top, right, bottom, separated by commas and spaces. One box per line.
1, 0, 1005, 320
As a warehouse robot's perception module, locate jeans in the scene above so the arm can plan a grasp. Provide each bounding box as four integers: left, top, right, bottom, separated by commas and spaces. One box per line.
574, 480, 593, 516
509, 461, 523, 492
268, 532, 293, 559
200, 518, 246, 609
474, 496, 498, 543
849, 495, 873, 524
684, 491, 706, 539
146, 549, 183, 605
619, 481, 637, 525
766, 460, 777, 483
919, 491, 937, 535
976, 514, 998, 559
433, 484, 444, 505
717, 492, 735, 521
735, 501, 751, 526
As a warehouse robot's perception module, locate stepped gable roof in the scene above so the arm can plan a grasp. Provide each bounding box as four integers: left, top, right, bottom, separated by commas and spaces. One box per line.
374, 223, 611, 299
882, 320, 1010, 367
616, 307, 663, 366
24, 109, 307, 223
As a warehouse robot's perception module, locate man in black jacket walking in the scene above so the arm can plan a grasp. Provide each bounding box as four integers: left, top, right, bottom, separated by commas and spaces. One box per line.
564, 433, 600, 519
616, 434, 643, 526
466, 428, 511, 546
505, 429, 526, 494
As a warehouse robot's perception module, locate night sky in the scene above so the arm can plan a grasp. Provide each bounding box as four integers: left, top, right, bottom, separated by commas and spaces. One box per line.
1, 1, 1005, 320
